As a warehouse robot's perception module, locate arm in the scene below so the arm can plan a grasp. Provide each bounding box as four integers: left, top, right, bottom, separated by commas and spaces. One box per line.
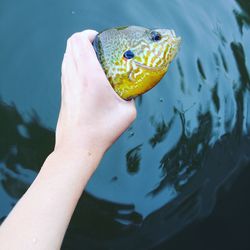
0, 30, 136, 250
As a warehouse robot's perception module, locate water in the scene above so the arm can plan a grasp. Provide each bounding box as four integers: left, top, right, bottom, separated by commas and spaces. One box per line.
0, 0, 250, 249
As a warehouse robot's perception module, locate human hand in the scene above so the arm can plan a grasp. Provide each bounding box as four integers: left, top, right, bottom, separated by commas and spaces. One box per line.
55, 30, 137, 156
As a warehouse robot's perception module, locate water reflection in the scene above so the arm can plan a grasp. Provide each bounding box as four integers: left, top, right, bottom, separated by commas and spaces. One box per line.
234, 0, 250, 34
150, 111, 212, 195
149, 116, 175, 148
126, 144, 142, 174
196, 58, 206, 80
0, 101, 53, 201
176, 59, 186, 93
231, 42, 250, 89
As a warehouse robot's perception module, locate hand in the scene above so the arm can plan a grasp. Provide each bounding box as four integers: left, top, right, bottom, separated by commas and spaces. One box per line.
55, 30, 137, 156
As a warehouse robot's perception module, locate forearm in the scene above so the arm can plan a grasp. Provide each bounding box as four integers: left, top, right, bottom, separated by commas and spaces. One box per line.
0, 149, 103, 250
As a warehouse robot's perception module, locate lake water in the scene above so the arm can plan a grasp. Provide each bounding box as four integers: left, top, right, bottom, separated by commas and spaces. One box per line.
0, 0, 250, 249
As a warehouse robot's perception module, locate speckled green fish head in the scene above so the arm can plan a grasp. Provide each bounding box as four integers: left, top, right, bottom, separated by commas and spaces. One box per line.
93, 26, 181, 100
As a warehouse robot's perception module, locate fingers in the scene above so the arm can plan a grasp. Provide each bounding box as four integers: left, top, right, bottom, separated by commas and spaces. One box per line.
66, 29, 98, 51
81, 29, 98, 43
62, 29, 99, 80
68, 30, 98, 57
126, 99, 137, 121
66, 30, 104, 78
61, 30, 102, 102
61, 36, 77, 76
64, 29, 98, 64
61, 29, 137, 106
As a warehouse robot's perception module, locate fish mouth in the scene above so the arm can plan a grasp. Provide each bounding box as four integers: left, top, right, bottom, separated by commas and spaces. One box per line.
134, 60, 168, 71
172, 36, 181, 48
169, 29, 176, 37
165, 29, 181, 41
162, 29, 181, 48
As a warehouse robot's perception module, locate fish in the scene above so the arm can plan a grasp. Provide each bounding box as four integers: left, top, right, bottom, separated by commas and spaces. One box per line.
92, 26, 181, 100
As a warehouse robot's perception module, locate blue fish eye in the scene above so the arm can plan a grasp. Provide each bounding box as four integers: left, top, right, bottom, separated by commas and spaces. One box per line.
123, 50, 135, 59
150, 31, 162, 41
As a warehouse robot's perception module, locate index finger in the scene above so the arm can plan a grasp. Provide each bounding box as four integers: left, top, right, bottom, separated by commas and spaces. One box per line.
68, 30, 104, 74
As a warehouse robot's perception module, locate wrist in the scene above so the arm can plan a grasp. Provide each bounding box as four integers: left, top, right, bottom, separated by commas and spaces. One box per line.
41, 146, 104, 178
54, 134, 107, 158
53, 146, 104, 160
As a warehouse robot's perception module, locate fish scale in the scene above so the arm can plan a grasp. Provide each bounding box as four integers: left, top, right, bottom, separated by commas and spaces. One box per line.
93, 25, 181, 100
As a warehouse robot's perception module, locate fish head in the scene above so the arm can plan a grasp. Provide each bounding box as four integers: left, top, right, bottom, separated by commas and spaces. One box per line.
93, 26, 181, 99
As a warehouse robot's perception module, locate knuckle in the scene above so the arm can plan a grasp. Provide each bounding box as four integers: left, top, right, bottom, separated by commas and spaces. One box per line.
129, 105, 137, 120
69, 32, 80, 40
67, 32, 81, 45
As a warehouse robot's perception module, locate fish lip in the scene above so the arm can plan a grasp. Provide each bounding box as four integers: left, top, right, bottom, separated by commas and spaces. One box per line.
170, 29, 176, 37
174, 36, 182, 46
134, 60, 168, 71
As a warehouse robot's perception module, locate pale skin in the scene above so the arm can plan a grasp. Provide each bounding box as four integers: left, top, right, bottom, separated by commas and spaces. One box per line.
0, 30, 136, 250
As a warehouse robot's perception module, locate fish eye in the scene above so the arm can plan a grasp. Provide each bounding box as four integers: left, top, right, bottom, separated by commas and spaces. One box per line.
150, 31, 162, 41
123, 50, 135, 59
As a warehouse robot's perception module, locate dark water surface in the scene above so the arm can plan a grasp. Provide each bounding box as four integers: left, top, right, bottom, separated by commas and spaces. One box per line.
1, 0, 250, 249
